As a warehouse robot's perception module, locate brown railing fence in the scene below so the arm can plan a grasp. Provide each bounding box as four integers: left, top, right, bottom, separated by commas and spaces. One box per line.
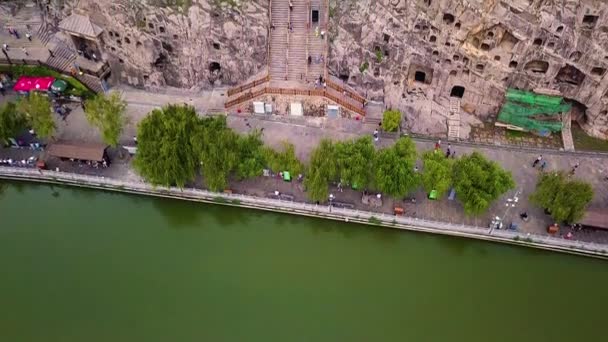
225, 86, 366, 116
226, 75, 271, 97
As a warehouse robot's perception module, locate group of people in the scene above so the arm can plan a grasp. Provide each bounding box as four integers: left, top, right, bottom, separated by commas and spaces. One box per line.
532, 154, 579, 175
2, 27, 34, 57
435, 140, 456, 158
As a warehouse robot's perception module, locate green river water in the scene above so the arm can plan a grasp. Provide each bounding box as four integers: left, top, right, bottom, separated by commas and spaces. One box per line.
0, 182, 606, 342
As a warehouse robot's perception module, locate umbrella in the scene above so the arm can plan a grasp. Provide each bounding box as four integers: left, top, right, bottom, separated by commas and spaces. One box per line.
50, 79, 68, 93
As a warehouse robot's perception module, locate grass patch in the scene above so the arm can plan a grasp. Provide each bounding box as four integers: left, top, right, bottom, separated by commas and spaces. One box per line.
368, 216, 382, 225
0, 65, 95, 99
505, 129, 529, 140
571, 123, 608, 152
231, 199, 241, 205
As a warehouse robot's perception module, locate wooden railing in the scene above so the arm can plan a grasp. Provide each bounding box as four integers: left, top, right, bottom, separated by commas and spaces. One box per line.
326, 78, 366, 105
226, 74, 271, 97
0, 58, 100, 93
224, 85, 366, 116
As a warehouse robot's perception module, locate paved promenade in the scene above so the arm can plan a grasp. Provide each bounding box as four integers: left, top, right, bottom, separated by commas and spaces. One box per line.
1, 87, 608, 243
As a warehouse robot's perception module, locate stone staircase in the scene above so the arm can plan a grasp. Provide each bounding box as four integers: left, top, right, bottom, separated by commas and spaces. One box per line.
447, 98, 461, 140
44, 43, 104, 93
287, 0, 308, 81
269, 0, 289, 80
307, 1, 325, 82
561, 111, 575, 151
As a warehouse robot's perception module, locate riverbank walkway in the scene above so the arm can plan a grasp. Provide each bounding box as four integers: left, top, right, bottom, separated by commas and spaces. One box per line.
1, 166, 606, 259
2, 85, 607, 245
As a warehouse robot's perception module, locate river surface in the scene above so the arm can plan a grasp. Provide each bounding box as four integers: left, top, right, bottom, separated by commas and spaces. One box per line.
0, 182, 606, 341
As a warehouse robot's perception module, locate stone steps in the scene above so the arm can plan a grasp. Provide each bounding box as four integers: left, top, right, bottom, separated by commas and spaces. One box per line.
561, 111, 575, 151
447, 98, 461, 141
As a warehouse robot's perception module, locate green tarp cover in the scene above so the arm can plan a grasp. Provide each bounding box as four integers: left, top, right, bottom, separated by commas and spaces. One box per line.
497, 89, 571, 133
283, 171, 291, 181
429, 190, 438, 200
51, 79, 68, 93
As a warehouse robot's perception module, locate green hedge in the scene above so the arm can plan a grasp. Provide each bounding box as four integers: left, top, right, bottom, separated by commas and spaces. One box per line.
0, 65, 94, 99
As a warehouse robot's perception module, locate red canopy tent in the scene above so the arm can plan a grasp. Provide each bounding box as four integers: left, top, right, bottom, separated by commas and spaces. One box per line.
12, 76, 55, 92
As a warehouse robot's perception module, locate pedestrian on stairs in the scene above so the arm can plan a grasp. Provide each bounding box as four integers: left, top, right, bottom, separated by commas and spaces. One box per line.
21, 47, 28, 56
289, 1, 293, 11
13, 29, 19, 39
2, 44, 8, 51
26, 32, 32, 41
48, 49, 54, 57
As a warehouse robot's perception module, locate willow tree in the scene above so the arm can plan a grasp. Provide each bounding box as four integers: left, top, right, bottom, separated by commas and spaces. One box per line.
84, 91, 127, 147
452, 152, 515, 216
421, 150, 454, 198
530, 171, 594, 223
0, 101, 27, 144
334, 136, 375, 189
195, 116, 240, 192
134, 104, 199, 188
373, 137, 419, 198
304, 139, 337, 202
16, 92, 55, 138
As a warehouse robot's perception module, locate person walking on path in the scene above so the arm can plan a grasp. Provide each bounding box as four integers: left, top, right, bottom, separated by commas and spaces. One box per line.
446, 143, 452, 158
373, 129, 379, 142
532, 154, 543, 167
451, 150, 456, 158
25, 33, 32, 41
435, 139, 441, 150
540, 160, 547, 172
0, 82, 5, 96
3, 44, 9, 51
21, 47, 28, 56
48, 49, 54, 57
569, 162, 580, 176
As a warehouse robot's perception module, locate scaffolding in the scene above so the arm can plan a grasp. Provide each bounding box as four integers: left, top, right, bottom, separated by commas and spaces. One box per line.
497, 89, 572, 133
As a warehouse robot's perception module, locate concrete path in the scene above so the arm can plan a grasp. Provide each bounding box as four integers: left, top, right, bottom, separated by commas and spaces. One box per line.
1, 87, 607, 243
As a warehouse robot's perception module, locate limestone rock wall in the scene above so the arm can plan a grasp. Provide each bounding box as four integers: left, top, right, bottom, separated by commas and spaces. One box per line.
329, 0, 608, 138
57, 0, 269, 90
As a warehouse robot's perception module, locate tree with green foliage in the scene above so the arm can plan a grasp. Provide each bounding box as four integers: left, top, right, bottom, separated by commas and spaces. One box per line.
234, 130, 266, 180
133, 104, 199, 188
382, 109, 401, 132
0, 102, 27, 144
421, 150, 453, 198
452, 152, 515, 215
16, 92, 55, 138
373, 137, 419, 198
195, 116, 240, 192
264, 141, 304, 176
334, 136, 375, 189
304, 139, 337, 202
530, 171, 594, 223
84, 92, 127, 147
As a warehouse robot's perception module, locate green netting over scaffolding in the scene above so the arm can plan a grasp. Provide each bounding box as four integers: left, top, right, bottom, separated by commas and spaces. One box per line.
497, 89, 572, 134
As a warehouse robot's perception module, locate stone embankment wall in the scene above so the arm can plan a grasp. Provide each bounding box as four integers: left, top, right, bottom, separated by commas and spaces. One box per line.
50, 0, 269, 89
1, 167, 606, 259
329, 0, 608, 139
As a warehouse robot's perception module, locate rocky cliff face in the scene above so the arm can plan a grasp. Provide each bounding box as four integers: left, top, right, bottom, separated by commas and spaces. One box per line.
329, 0, 608, 139
56, 0, 268, 90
